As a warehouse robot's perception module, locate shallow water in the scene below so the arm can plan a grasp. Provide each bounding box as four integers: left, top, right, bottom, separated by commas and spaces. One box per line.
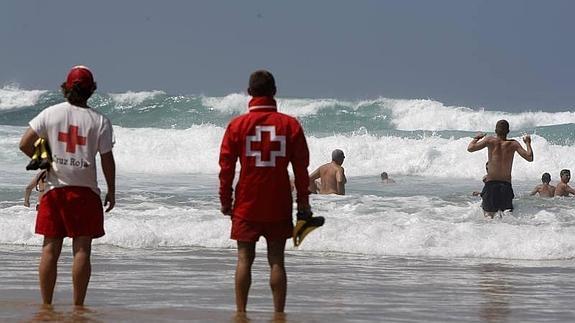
1, 245, 574, 322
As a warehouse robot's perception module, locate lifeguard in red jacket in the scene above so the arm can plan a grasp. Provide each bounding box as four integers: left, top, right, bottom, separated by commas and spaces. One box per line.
219, 70, 311, 313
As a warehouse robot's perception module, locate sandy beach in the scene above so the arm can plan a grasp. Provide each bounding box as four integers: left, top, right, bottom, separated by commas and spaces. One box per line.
1, 244, 574, 322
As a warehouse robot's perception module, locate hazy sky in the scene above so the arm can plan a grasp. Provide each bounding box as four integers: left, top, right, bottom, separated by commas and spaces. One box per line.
1, 0, 574, 112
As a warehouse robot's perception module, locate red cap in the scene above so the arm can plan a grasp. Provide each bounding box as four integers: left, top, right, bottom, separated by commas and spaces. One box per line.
65, 65, 95, 91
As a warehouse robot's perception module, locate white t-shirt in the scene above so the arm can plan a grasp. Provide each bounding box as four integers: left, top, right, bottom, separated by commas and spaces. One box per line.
29, 102, 114, 195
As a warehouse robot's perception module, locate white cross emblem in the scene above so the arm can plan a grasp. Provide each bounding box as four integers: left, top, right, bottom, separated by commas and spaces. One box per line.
246, 125, 286, 167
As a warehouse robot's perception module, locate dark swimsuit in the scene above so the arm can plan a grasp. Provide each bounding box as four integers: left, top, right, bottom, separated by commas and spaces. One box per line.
481, 181, 514, 212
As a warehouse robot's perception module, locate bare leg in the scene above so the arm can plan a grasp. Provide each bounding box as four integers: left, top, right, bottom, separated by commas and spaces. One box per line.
72, 236, 92, 306
39, 237, 63, 305
267, 239, 287, 313
235, 241, 256, 312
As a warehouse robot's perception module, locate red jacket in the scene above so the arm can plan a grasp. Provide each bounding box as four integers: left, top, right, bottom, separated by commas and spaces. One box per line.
219, 97, 310, 222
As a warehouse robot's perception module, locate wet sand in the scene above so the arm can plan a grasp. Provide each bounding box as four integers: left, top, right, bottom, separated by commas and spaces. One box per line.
1, 245, 574, 322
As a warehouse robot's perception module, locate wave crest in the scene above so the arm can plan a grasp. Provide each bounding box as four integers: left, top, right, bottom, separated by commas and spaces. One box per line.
0, 84, 47, 110
109, 90, 166, 105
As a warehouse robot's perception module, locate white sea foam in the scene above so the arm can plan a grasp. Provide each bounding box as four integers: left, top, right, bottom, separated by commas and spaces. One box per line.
202, 93, 347, 117
279, 97, 344, 117
112, 125, 224, 174
311, 195, 575, 260
199, 94, 575, 131
0, 84, 46, 110
2, 193, 574, 260
109, 90, 165, 105
2, 124, 573, 180
361, 98, 575, 131
306, 132, 573, 180
201, 93, 248, 114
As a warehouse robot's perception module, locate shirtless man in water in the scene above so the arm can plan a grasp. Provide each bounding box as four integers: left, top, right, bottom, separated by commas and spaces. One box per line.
530, 172, 555, 197
467, 120, 533, 218
309, 149, 347, 195
554, 169, 575, 197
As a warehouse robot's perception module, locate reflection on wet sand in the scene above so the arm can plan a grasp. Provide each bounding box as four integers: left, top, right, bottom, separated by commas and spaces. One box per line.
233, 311, 287, 323
30, 304, 100, 323
479, 264, 512, 323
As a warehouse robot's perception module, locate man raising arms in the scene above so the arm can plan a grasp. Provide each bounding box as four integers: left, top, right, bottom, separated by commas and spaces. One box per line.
467, 120, 533, 218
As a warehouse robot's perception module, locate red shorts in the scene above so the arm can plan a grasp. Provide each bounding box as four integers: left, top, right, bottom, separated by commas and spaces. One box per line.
36, 186, 105, 238
231, 217, 293, 242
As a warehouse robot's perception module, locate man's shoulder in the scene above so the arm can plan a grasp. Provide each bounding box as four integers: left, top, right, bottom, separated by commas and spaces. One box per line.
504, 138, 520, 145
233, 111, 302, 129
275, 111, 302, 126
483, 136, 498, 145
86, 105, 108, 118
226, 113, 248, 126
32, 102, 69, 122
276, 111, 297, 119
42, 101, 70, 113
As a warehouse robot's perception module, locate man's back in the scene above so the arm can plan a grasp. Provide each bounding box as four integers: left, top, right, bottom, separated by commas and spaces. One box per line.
485, 137, 520, 182
311, 162, 346, 195
219, 101, 310, 222
29, 102, 113, 195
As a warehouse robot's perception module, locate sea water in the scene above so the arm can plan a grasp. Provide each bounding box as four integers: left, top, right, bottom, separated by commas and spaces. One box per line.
0, 85, 574, 321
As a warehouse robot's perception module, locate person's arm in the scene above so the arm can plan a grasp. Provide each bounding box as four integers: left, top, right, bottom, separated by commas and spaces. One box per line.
21, 128, 41, 207
309, 167, 320, 182
308, 168, 320, 194
308, 166, 321, 190
530, 185, 540, 196
19, 127, 40, 158
97, 118, 116, 212
101, 151, 116, 212
467, 133, 488, 152
291, 125, 311, 212
567, 185, 575, 196
336, 167, 346, 195
23, 175, 38, 207
515, 135, 534, 162
219, 124, 238, 215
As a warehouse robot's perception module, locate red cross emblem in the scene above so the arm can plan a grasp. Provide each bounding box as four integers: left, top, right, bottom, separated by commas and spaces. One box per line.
58, 125, 86, 153
246, 125, 286, 167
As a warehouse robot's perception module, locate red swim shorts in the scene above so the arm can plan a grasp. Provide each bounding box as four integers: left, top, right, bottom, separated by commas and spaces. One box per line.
231, 217, 293, 242
36, 186, 105, 238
